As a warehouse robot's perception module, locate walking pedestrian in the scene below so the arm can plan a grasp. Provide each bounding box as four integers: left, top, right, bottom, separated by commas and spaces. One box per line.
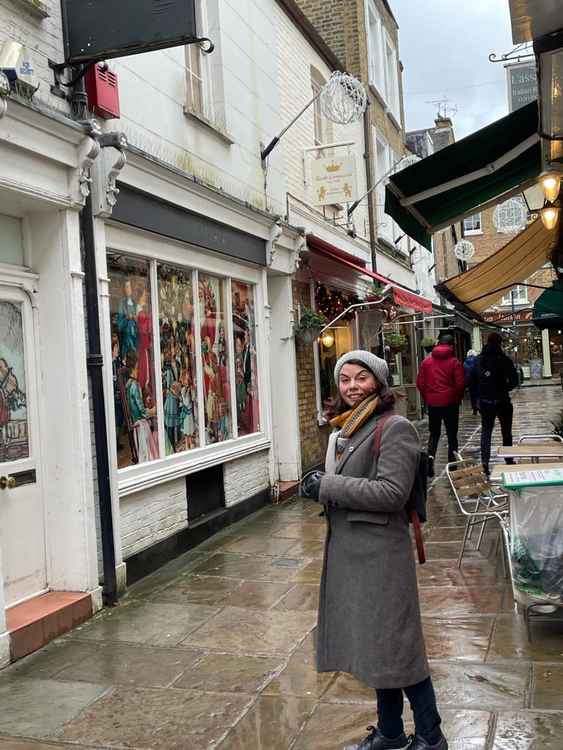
301, 350, 447, 750
463, 349, 479, 414
416, 334, 464, 477
471, 332, 519, 476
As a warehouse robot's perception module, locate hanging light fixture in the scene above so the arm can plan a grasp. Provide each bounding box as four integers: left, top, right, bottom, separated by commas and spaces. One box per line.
534, 29, 563, 165
540, 171, 562, 202
540, 203, 560, 230
321, 331, 335, 349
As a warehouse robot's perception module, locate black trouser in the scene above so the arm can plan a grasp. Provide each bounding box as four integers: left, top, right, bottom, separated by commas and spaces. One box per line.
427, 404, 459, 462
377, 676, 442, 744
480, 399, 514, 470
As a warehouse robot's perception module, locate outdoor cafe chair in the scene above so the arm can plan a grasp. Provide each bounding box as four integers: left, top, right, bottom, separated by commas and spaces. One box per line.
446, 458, 509, 569
517, 433, 563, 445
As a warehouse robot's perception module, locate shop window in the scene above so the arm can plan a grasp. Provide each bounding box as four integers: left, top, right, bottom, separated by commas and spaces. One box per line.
232, 280, 260, 436
108, 254, 159, 468
199, 274, 232, 444
0, 214, 24, 266
462, 213, 482, 235
157, 265, 199, 454
0, 301, 29, 463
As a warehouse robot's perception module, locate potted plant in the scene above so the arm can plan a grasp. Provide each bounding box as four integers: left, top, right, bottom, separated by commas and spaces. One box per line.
386, 331, 408, 353
295, 306, 326, 344
420, 336, 436, 355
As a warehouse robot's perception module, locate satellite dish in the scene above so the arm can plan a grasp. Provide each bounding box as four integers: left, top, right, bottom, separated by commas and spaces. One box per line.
454, 239, 475, 261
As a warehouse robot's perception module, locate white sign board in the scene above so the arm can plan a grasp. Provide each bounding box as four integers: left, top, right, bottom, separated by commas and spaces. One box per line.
310, 155, 358, 206
506, 61, 537, 112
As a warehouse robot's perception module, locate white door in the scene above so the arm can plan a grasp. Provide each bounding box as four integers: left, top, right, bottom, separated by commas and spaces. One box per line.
0, 285, 46, 607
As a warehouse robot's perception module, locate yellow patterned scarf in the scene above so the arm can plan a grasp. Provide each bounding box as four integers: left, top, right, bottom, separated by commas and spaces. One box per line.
330, 393, 380, 460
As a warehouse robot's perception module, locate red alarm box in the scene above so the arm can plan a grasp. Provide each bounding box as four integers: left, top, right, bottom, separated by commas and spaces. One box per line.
84, 63, 120, 120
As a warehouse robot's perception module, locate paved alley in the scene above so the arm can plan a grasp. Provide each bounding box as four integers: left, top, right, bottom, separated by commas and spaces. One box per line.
0, 385, 563, 750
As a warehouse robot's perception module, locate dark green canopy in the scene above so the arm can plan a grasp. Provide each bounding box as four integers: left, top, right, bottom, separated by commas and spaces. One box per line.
385, 101, 541, 250
533, 279, 563, 329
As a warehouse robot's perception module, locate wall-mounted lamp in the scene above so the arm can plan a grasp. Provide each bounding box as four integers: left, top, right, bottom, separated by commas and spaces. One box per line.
321, 331, 335, 349
540, 203, 560, 230
540, 171, 561, 203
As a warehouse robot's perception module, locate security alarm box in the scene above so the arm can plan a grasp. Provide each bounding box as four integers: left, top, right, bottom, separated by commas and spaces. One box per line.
84, 63, 120, 120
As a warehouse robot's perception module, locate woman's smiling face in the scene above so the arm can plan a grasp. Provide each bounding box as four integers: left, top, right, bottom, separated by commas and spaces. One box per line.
338, 362, 379, 407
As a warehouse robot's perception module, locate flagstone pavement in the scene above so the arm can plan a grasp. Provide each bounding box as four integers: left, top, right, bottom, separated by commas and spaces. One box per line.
1, 386, 563, 749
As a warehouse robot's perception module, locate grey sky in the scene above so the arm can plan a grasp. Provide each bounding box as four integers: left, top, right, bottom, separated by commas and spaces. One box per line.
391, 0, 523, 140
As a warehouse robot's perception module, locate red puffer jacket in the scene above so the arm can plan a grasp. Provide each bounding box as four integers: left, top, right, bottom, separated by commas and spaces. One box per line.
416, 344, 465, 407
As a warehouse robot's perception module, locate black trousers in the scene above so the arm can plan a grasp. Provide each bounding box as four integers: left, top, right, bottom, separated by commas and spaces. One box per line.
480, 399, 514, 470
377, 676, 442, 743
427, 404, 460, 462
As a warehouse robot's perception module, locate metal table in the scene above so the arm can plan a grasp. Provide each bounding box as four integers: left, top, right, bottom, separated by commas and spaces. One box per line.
497, 444, 563, 463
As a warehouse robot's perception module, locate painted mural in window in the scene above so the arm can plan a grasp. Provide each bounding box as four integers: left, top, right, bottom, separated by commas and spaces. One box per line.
0, 302, 28, 463
108, 254, 159, 468
232, 281, 260, 435
199, 274, 232, 444
158, 265, 199, 455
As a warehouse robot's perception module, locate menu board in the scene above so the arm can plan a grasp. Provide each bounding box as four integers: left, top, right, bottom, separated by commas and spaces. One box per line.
502, 468, 563, 488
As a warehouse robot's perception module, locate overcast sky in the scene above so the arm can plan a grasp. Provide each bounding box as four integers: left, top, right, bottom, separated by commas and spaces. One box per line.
392, 0, 522, 140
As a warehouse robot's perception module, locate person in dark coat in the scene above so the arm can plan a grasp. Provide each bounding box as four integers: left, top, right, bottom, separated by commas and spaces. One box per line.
301, 350, 447, 750
463, 349, 479, 414
470, 332, 519, 475
416, 334, 465, 477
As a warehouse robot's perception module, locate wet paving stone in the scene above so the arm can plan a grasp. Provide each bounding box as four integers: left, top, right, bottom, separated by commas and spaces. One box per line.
422, 617, 494, 661
182, 606, 316, 656
285, 539, 326, 558
0, 741, 97, 750
147, 574, 242, 605
216, 695, 316, 749
488, 615, 563, 663
531, 663, 563, 709
425, 526, 467, 543
492, 710, 563, 749
272, 522, 327, 542
57, 686, 252, 749
419, 586, 504, 616
321, 672, 377, 704
416, 560, 501, 589
274, 584, 320, 612
430, 661, 531, 709
0, 677, 106, 738
221, 580, 294, 609
172, 653, 282, 693
262, 638, 334, 699
423, 541, 471, 560
190, 552, 309, 582
219, 534, 299, 557
292, 559, 323, 584
292, 703, 379, 750
69, 600, 219, 646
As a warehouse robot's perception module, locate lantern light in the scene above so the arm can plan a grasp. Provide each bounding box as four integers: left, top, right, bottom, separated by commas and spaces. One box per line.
540, 172, 561, 203
540, 204, 560, 230
321, 331, 335, 349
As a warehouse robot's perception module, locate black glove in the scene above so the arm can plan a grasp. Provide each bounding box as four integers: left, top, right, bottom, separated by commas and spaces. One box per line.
300, 470, 324, 502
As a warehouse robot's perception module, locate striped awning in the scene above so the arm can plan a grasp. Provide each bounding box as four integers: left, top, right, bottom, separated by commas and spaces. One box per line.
436, 219, 556, 315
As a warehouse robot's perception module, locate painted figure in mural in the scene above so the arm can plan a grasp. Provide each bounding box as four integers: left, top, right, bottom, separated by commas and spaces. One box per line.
111, 334, 124, 449
200, 282, 217, 347
202, 336, 221, 442
136, 284, 153, 399
178, 367, 197, 450
234, 333, 247, 418
0, 357, 26, 455
162, 339, 181, 453
124, 351, 158, 463
116, 279, 138, 359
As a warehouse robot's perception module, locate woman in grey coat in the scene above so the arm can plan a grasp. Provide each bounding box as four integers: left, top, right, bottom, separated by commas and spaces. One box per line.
301, 351, 447, 750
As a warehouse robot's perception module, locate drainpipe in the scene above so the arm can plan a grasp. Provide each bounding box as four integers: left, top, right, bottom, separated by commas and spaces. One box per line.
363, 105, 378, 273
81, 191, 118, 606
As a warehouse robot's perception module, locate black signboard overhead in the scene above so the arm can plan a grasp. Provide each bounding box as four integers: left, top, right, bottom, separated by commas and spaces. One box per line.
61, 0, 198, 64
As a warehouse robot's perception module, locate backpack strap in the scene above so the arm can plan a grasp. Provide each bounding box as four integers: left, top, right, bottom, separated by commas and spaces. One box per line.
373, 412, 426, 565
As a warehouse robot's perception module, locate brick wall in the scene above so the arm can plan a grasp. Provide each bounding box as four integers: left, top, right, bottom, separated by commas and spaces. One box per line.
223, 450, 270, 507
293, 281, 324, 470
120, 478, 188, 560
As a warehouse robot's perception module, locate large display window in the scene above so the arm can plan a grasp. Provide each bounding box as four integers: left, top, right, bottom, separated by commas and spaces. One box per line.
108, 250, 262, 469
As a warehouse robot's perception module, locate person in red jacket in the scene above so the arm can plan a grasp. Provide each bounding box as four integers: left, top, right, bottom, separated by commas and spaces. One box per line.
416, 334, 465, 477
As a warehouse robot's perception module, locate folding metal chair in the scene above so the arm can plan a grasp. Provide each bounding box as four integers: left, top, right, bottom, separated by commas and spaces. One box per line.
518, 433, 563, 444
446, 458, 509, 568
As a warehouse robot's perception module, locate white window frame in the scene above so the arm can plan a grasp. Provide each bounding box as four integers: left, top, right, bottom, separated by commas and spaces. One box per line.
184, 0, 214, 122
383, 28, 401, 123
104, 224, 269, 498
501, 284, 529, 306
463, 213, 482, 235
366, 1, 401, 124
311, 67, 329, 147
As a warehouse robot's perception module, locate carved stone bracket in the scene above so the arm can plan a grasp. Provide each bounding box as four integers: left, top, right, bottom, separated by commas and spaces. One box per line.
106, 147, 127, 209
266, 219, 283, 266
91, 132, 128, 217
72, 120, 102, 206
0, 72, 10, 120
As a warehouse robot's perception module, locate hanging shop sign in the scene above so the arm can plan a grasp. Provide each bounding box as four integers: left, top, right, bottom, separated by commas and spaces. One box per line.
60, 0, 198, 63
483, 309, 533, 323
506, 61, 537, 112
310, 155, 358, 206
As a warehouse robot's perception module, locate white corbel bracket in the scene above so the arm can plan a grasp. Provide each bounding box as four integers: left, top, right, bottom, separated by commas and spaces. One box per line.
91, 132, 128, 218
293, 233, 307, 272
0, 72, 11, 120
72, 120, 102, 206
266, 219, 283, 267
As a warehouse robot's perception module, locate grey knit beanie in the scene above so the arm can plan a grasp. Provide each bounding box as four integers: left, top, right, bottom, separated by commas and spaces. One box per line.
334, 350, 390, 394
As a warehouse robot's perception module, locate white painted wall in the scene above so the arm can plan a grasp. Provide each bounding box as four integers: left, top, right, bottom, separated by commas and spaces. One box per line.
223, 450, 270, 507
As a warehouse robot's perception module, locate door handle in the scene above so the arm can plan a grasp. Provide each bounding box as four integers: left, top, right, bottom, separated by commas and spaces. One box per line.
0, 476, 16, 490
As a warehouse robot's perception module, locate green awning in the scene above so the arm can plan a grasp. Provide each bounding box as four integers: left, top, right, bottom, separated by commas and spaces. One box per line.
533, 279, 563, 329
385, 101, 541, 251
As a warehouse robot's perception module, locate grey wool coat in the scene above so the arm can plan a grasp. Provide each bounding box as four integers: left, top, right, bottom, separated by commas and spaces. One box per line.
317, 411, 430, 689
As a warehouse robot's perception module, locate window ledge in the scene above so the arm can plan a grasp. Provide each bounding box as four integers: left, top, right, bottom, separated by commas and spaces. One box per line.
463, 229, 483, 236
377, 237, 411, 268
13, 0, 49, 17
183, 107, 235, 145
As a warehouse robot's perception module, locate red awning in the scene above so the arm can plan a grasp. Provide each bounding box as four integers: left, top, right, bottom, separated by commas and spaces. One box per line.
306, 234, 432, 314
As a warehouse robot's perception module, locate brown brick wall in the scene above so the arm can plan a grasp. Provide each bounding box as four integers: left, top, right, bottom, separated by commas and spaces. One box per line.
293, 281, 325, 470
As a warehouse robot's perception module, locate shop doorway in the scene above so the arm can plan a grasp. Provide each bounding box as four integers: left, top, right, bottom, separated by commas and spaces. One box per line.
0, 285, 46, 607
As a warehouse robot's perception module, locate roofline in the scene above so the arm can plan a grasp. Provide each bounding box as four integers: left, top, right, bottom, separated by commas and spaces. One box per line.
274, 0, 345, 72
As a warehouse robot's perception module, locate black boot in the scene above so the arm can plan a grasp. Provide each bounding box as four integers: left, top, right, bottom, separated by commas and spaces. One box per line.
344, 726, 410, 750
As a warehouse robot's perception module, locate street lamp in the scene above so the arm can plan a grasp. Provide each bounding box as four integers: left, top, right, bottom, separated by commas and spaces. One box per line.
540, 203, 560, 230
540, 170, 561, 202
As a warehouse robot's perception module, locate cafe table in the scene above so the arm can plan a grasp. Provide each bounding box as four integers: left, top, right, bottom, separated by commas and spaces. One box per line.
497, 444, 563, 463
490, 461, 563, 483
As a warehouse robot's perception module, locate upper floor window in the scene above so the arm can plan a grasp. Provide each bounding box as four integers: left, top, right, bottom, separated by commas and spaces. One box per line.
367, 0, 401, 123
311, 67, 331, 146
185, 0, 213, 121
463, 213, 482, 235
501, 284, 528, 306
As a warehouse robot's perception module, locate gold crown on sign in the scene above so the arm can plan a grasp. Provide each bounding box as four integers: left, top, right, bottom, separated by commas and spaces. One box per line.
325, 162, 342, 173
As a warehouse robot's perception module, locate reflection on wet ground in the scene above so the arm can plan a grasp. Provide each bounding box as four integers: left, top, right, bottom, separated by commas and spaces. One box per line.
1, 387, 563, 748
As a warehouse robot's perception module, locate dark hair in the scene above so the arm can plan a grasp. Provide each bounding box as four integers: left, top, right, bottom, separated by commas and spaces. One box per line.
125, 350, 138, 369
323, 359, 395, 419
438, 333, 454, 346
